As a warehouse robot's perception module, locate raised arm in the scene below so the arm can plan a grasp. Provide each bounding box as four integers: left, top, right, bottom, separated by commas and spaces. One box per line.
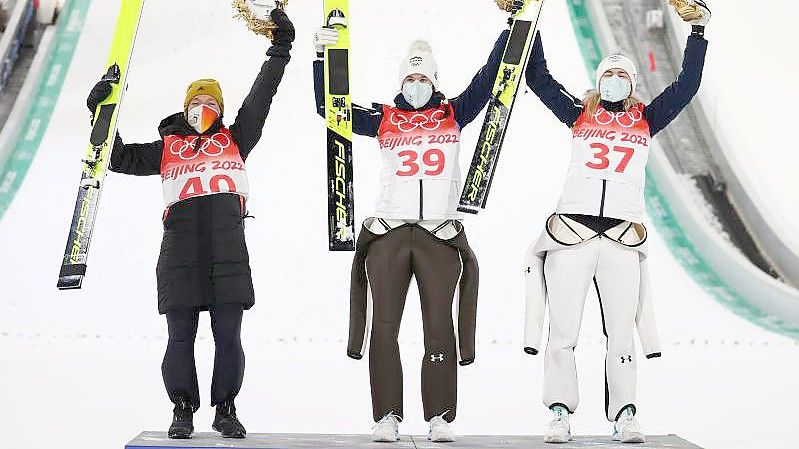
449, 29, 510, 128
645, 33, 708, 137
525, 32, 583, 127
108, 133, 162, 176
229, 9, 294, 160
312, 27, 383, 138
85, 78, 162, 175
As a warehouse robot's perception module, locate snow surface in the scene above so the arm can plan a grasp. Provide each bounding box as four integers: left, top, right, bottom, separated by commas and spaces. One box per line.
0, 1, 797, 449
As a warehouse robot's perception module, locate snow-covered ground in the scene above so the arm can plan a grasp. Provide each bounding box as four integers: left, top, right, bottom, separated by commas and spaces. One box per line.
0, 1, 797, 449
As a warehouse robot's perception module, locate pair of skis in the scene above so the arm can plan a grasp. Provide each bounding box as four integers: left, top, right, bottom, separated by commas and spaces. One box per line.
58, 0, 145, 289
322, 0, 546, 254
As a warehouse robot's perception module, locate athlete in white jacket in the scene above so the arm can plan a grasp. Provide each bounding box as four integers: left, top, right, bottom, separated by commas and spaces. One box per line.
522, 0, 711, 444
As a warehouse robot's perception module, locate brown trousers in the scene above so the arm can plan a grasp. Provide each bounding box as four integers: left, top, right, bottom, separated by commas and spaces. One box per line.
365, 226, 464, 423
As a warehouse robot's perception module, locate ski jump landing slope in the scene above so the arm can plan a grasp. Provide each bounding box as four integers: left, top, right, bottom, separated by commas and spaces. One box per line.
0, 2, 796, 449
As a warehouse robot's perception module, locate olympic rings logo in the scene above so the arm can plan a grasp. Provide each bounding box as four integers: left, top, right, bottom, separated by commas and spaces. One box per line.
389, 109, 446, 133
168, 133, 231, 160
594, 107, 643, 128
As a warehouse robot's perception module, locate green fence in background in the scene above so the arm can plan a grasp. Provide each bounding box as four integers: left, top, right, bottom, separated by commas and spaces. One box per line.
0, 0, 92, 218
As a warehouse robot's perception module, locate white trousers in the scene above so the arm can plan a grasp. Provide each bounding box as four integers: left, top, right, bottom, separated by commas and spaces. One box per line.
542, 237, 640, 421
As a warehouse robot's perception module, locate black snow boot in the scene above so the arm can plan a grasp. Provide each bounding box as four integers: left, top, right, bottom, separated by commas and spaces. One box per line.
212, 399, 246, 438
167, 396, 194, 439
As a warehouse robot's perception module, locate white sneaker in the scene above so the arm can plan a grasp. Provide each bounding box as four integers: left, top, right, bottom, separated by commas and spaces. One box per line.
544, 406, 572, 444
428, 415, 455, 443
612, 407, 646, 443
372, 413, 400, 443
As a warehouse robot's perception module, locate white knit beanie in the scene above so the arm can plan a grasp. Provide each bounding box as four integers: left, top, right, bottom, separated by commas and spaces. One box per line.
398, 40, 439, 90
595, 52, 638, 95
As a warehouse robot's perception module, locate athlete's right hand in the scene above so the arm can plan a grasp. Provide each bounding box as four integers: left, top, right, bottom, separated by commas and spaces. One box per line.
86, 78, 114, 113
314, 27, 339, 56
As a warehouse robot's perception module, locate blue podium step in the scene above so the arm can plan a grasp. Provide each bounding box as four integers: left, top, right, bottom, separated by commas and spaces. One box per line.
125, 432, 703, 448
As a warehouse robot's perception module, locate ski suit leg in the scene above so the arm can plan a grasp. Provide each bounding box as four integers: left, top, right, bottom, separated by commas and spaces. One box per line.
542, 240, 599, 413
209, 304, 245, 406
413, 228, 461, 422
163, 308, 201, 409
366, 227, 414, 421
594, 238, 640, 421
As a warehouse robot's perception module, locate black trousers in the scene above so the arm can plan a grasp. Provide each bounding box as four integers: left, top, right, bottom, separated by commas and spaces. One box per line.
366, 226, 462, 423
162, 304, 245, 410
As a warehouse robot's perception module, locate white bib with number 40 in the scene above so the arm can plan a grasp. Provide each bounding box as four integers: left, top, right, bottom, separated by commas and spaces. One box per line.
160, 128, 250, 208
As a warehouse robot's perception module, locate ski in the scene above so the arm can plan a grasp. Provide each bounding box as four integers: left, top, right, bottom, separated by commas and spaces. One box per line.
323, 0, 355, 251
57, 0, 145, 290
458, 0, 545, 214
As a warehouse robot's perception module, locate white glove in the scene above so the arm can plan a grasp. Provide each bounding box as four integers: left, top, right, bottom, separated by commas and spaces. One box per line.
245, 0, 276, 21
671, 0, 711, 26
689, 0, 711, 26
314, 27, 339, 55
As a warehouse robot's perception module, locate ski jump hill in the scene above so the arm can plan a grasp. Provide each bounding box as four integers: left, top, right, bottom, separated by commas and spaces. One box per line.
0, 1, 797, 449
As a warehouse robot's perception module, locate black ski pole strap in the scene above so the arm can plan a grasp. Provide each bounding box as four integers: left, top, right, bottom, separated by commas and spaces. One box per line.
59, 264, 87, 277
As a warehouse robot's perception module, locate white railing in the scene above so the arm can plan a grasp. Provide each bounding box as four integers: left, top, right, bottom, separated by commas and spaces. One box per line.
0, 0, 34, 93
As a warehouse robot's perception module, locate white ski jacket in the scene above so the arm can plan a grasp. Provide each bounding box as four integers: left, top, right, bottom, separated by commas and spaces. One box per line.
523, 214, 662, 358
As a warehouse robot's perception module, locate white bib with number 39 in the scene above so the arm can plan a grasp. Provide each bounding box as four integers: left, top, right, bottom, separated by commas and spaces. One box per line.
374, 104, 463, 220
557, 103, 652, 223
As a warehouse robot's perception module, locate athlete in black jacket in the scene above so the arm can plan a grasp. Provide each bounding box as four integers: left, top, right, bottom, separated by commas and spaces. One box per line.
85, 8, 294, 440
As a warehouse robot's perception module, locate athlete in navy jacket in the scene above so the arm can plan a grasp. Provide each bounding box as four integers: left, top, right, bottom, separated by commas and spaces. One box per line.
522, 1, 710, 444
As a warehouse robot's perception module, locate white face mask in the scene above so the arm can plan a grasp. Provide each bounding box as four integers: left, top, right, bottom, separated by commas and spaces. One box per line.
401, 80, 433, 109
186, 104, 220, 134
599, 75, 632, 103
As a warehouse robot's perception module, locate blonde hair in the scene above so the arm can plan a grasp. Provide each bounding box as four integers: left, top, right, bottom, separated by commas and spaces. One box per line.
582, 89, 640, 117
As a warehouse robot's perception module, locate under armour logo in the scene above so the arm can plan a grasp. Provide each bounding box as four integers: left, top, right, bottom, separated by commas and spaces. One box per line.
430, 353, 445, 362
526, 267, 531, 273
620, 355, 632, 364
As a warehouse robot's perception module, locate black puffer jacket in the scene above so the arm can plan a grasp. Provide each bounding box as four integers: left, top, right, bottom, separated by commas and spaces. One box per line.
108, 50, 290, 314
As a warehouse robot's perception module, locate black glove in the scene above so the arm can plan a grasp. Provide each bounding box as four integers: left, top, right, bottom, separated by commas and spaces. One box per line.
86, 80, 112, 113
510, 0, 525, 14
267, 8, 294, 58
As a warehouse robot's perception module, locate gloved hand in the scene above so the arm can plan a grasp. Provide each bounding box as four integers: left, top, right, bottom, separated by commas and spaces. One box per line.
670, 0, 711, 26
267, 8, 294, 57
313, 27, 339, 57
87, 80, 112, 113
86, 65, 120, 118
496, 0, 525, 14
509, 0, 525, 15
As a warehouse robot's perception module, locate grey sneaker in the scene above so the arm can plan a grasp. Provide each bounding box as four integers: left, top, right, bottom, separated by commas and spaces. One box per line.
612, 407, 645, 443
544, 405, 572, 444
428, 414, 455, 443
372, 413, 400, 442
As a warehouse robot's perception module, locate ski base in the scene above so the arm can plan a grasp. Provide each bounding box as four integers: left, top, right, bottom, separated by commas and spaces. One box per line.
324, 0, 355, 252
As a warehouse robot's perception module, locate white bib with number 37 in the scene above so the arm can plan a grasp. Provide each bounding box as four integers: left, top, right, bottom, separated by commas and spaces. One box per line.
557, 103, 652, 223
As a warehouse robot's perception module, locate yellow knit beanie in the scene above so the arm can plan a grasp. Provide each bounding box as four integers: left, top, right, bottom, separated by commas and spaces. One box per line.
184, 79, 224, 114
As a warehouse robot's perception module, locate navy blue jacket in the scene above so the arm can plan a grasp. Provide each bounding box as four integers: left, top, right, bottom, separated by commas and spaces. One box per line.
313, 30, 510, 137
525, 32, 708, 136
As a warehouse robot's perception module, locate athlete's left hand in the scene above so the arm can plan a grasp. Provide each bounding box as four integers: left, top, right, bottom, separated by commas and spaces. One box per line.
671, 0, 711, 26
267, 8, 294, 57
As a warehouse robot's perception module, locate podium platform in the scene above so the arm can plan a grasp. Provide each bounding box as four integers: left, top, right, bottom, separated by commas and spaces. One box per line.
126, 432, 703, 448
